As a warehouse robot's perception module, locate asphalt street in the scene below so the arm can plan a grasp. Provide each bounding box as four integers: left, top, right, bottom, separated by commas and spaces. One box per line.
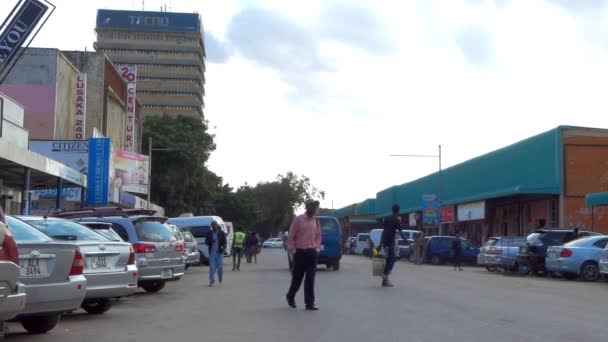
6, 249, 608, 342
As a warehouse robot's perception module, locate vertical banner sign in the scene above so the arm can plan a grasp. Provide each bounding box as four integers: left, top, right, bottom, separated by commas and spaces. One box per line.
73, 73, 86, 139
119, 66, 137, 151
0, 0, 50, 82
422, 194, 440, 226
86, 138, 111, 206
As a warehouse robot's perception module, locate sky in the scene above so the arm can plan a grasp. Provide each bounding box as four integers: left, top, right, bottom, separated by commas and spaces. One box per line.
2, 0, 608, 210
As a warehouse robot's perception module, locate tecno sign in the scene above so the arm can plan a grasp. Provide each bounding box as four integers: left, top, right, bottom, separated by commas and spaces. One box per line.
0, 0, 49, 77
129, 15, 169, 27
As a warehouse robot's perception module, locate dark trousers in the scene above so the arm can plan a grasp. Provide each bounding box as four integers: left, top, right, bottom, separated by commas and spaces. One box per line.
233, 247, 242, 269
287, 249, 318, 306
383, 246, 396, 276
453, 252, 462, 268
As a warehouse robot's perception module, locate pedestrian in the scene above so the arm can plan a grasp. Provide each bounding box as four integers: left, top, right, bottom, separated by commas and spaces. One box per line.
250, 232, 260, 264
379, 204, 407, 287
232, 226, 246, 271
367, 235, 375, 259
205, 221, 227, 286
286, 199, 322, 311
452, 231, 463, 271
244, 231, 252, 263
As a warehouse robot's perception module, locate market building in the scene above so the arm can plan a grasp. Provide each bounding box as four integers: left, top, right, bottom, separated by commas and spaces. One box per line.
373, 126, 608, 244
95, 9, 206, 119
332, 198, 380, 238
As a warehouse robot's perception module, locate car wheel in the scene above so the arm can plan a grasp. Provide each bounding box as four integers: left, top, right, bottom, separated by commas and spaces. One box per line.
362, 248, 370, 257
431, 256, 442, 265
562, 272, 578, 280
20, 314, 61, 334
517, 263, 530, 275
333, 261, 340, 271
185, 264, 190, 270
485, 266, 496, 272
581, 261, 600, 282
82, 298, 113, 315
141, 281, 166, 293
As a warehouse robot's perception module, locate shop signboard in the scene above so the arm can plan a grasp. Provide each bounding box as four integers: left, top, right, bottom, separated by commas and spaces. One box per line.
118, 66, 137, 151
112, 150, 149, 195
457, 201, 485, 221
422, 194, 440, 226
441, 206, 455, 223
29, 140, 89, 173
87, 138, 111, 206
73, 73, 86, 140
32, 188, 81, 202
408, 213, 418, 227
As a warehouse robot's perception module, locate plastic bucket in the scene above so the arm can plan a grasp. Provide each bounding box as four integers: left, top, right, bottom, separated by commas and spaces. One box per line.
372, 258, 385, 277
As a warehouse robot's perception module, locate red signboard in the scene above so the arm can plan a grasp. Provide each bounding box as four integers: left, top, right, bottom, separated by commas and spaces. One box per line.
441, 206, 455, 223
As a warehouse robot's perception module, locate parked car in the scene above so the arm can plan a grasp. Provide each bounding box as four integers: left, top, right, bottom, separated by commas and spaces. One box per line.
6, 216, 86, 334
179, 228, 201, 268
397, 239, 414, 259
354, 233, 370, 255
263, 238, 283, 248
0, 215, 26, 339
517, 229, 599, 276
423, 236, 479, 265
55, 208, 185, 294
369, 229, 419, 257
167, 216, 232, 262
477, 237, 527, 272
288, 216, 342, 271
545, 235, 608, 281
408, 237, 432, 263
18, 216, 138, 314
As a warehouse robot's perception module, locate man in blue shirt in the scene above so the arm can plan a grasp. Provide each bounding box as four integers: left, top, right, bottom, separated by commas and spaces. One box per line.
205, 221, 227, 286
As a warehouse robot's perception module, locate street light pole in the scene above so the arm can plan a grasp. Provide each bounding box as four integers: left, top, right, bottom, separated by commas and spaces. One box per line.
390, 144, 443, 233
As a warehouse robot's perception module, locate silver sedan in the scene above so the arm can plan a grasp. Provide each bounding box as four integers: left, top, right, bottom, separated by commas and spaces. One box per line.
546, 235, 608, 281
18, 217, 138, 315
6, 216, 87, 334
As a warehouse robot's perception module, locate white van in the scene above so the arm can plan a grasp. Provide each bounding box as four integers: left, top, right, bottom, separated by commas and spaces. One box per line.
354, 233, 371, 255
370, 229, 421, 256
167, 216, 233, 264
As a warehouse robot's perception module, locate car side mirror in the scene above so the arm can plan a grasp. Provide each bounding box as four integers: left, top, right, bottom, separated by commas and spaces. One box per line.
0, 222, 6, 245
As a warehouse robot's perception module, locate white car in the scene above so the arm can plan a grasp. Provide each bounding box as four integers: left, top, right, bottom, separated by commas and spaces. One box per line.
263, 238, 283, 248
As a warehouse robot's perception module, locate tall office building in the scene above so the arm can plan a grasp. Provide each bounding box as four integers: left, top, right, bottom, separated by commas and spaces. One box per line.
95, 9, 205, 119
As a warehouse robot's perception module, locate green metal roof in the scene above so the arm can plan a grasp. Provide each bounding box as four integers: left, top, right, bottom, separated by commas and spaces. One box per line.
331, 204, 357, 219
331, 198, 378, 219
376, 127, 566, 217
586, 192, 608, 207
349, 219, 379, 225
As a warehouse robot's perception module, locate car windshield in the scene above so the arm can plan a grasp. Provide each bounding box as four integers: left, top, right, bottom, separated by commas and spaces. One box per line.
483, 238, 499, 247
320, 219, 339, 234
25, 219, 108, 241
527, 233, 541, 243
135, 220, 177, 242
7, 217, 52, 242
358, 235, 369, 241
92, 228, 123, 241
190, 225, 211, 238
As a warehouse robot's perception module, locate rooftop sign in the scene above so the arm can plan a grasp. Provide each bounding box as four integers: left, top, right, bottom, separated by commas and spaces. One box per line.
97, 9, 201, 33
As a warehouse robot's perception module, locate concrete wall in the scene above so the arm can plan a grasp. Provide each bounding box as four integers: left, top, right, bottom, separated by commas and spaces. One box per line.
0, 48, 58, 139
107, 95, 126, 150
62, 51, 106, 139
54, 54, 80, 140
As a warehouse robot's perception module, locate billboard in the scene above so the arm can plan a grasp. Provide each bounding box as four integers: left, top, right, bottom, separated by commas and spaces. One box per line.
118, 66, 137, 151
87, 138, 111, 206
73, 73, 86, 140
112, 150, 149, 195
97, 9, 200, 33
32, 187, 81, 202
441, 206, 455, 223
29, 140, 89, 173
422, 194, 440, 226
457, 201, 485, 221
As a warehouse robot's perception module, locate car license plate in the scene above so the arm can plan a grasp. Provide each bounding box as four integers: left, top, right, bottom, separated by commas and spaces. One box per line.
161, 269, 173, 279
20, 258, 48, 277
90, 255, 110, 270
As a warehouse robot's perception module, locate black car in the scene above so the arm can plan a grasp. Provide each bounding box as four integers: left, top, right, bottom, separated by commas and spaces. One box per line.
517, 229, 600, 276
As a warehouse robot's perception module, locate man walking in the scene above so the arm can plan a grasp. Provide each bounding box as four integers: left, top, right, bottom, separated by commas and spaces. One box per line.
379, 204, 406, 287
205, 221, 227, 286
452, 231, 463, 271
286, 200, 322, 311
232, 226, 246, 271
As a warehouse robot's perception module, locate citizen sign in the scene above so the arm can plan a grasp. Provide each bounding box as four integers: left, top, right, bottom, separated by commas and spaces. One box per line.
0, 0, 49, 76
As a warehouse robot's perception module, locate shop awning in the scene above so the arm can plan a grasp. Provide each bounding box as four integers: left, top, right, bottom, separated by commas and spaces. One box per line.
0, 138, 87, 188
586, 192, 608, 207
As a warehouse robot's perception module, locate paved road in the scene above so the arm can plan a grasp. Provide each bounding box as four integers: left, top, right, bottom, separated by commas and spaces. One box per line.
6, 249, 608, 341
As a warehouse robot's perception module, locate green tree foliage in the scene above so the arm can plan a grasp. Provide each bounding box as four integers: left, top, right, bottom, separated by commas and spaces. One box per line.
143, 116, 324, 237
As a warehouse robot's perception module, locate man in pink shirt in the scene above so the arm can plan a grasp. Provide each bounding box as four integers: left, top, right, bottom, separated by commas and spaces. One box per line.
286, 200, 322, 311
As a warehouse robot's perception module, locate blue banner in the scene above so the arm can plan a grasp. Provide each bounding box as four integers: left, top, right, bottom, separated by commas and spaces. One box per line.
86, 138, 111, 206
422, 194, 440, 226
97, 9, 200, 33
